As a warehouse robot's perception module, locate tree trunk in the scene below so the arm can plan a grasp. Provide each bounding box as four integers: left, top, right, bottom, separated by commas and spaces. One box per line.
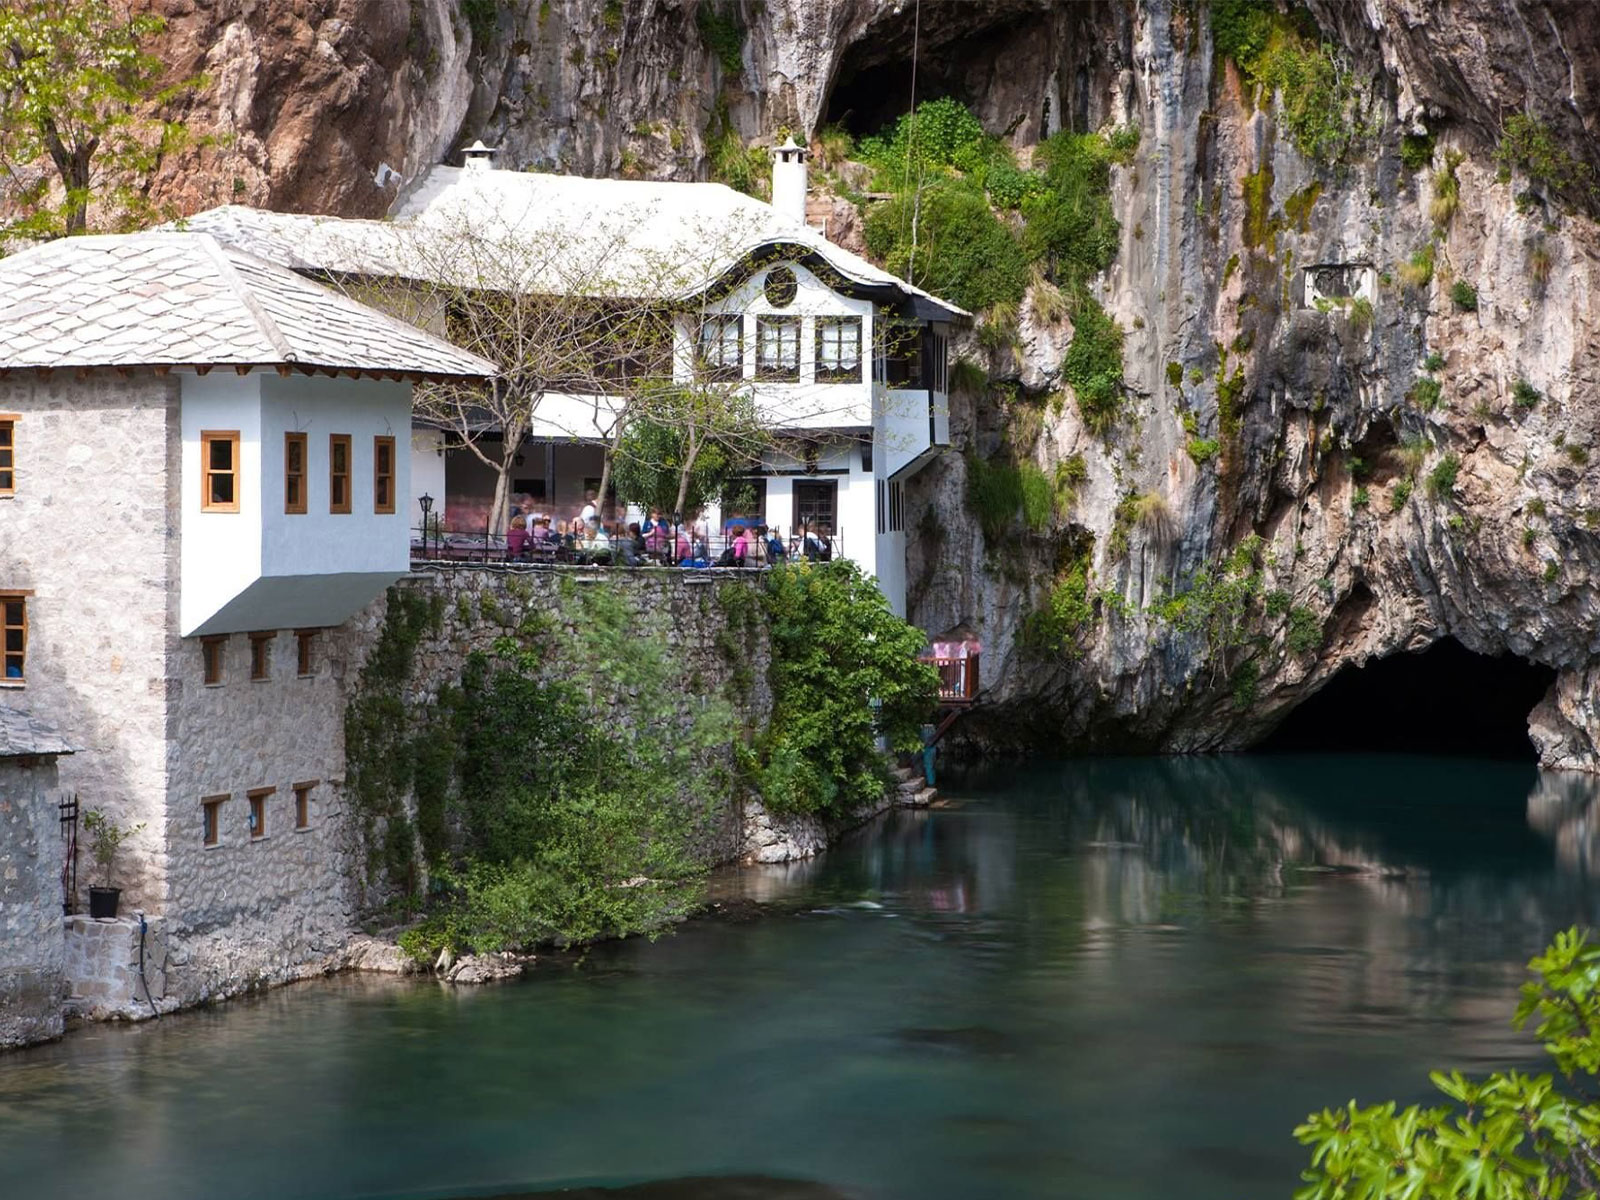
673, 429, 703, 520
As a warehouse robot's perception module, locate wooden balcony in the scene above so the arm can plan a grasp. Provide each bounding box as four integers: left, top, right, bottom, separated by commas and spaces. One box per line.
926, 654, 979, 706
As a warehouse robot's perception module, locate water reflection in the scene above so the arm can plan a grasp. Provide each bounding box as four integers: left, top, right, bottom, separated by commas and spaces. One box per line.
1, 754, 1593, 1200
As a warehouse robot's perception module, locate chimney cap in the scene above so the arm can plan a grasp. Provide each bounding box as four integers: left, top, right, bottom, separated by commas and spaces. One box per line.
772, 135, 807, 162
461, 139, 499, 169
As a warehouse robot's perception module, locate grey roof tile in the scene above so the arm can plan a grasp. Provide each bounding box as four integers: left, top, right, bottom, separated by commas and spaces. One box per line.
0, 232, 497, 383
0, 707, 77, 758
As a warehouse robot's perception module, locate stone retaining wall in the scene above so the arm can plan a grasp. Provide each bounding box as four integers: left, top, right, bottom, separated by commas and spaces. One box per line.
62, 914, 168, 1021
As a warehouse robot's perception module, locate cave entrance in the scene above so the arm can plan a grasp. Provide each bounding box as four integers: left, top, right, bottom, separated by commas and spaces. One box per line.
1254, 639, 1556, 761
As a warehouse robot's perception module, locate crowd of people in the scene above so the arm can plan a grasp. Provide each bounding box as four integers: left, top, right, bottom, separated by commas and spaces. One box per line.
501, 491, 835, 568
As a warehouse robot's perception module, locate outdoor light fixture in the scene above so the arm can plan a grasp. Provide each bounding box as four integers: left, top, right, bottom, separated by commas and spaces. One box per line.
419, 493, 434, 558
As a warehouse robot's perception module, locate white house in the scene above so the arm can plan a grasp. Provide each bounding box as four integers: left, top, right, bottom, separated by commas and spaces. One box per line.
180, 139, 968, 616
0, 232, 494, 1021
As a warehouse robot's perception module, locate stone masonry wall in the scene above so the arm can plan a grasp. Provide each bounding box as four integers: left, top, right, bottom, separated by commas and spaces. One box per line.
0, 374, 179, 914
162, 622, 368, 1008
0, 757, 65, 1047
355, 565, 775, 870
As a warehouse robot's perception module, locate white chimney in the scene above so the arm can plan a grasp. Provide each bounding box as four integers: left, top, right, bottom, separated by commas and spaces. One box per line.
771, 135, 808, 226
461, 139, 498, 172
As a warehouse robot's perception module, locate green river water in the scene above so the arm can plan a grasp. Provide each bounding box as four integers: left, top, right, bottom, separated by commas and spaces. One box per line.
2, 753, 1595, 1199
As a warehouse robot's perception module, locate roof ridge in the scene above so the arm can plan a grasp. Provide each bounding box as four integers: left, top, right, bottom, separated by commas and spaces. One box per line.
193, 232, 300, 363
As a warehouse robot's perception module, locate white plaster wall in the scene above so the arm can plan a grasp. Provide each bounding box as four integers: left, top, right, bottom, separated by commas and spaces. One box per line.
0, 374, 177, 914
179, 372, 263, 636
676, 259, 875, 431
259, 375, 412, 578
410, 427, 446, 530
876, 529, 908, 618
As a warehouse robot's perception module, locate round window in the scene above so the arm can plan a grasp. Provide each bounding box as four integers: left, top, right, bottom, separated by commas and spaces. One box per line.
763, 265, 798, 308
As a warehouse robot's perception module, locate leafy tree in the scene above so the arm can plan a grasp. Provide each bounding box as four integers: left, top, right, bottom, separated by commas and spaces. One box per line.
1296, 928, 1600, 1198
611, 382, 766, 520
756, 560, 938, 817
0, 0, 198, 239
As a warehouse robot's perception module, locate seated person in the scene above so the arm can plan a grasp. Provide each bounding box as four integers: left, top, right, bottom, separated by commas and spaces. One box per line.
506, 514, 531, 560
579, 518, 612, 561
803, 524, 833, 561
766, 526, 787, 564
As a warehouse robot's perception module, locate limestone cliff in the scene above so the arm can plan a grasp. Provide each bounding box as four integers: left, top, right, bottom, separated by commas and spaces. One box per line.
147, 0, 1600, 768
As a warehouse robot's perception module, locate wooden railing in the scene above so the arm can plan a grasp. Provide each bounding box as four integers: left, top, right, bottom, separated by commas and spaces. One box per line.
925, 654, 979, 705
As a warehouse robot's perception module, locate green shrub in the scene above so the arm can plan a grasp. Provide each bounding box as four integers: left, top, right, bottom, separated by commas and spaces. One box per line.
758, 561, 937, 817
949, 357, 988, 394
1187, 437, 1221, 465
1399, 243, 1435, 288
966, 453, 1023, 542
1544, 560, 1560, 584
855, 96, 1003, 191
1423, 350, 1445, 371
1429, 153, 1462, 226
1166, 360, 1184, 388
1399, 130, 1435, 172
864, 178, 1028, 312
1411, 377, 1442, 411
1391, 478, 1413, 509
1295, 929, 1600, 1196
1061, 295, 1126, 434
1513, 379, 1543, 410
1211, 0, 1274, 69
695, 2, 745, 74
1021, 131, 1124, 295
1496, 113, 1595, 195
1348, 295, 1374, 334
1450, 279, 1478, 311
1286, 606, 1322, 654
1427, 452, 1461, 500
1023, 548, 1095, 657
1352, 485, 1369, 509
1018, 461, 1055, 531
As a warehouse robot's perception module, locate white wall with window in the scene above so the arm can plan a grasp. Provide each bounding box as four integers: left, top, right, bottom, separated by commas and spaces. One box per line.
181, 373, 415, 636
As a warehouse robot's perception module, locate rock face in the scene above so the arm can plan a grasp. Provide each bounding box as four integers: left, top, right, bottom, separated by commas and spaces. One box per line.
149, 0, 1600, 767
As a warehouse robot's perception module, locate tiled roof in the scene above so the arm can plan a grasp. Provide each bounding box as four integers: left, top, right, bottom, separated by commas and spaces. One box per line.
0, 707, 76, 758
180, 171, 970, 321
0, 232, 497, 382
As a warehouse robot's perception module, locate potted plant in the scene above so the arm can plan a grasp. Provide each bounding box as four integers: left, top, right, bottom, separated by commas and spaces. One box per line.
83, 809, 144, 919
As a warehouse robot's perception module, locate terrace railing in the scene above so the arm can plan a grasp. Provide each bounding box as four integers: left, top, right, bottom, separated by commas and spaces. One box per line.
412, 524, 844, 570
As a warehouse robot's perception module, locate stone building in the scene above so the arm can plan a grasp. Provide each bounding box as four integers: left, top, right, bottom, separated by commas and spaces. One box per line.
0, 231, 494, 1025
0, 711, 73, 1048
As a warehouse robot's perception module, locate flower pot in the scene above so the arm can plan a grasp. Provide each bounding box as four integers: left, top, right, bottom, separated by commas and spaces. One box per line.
88, 887, 121, 919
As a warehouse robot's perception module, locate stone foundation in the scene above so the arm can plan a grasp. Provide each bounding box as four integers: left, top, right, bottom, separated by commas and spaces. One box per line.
0, 758, 67, 1048
62, 914, 169, 1022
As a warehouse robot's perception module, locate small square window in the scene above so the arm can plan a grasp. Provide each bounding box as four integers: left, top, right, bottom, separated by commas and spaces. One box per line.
2, 594, 26, 683
697, 316, 743, 382
202, 795, 227, 847
202, 636, 226, 685
756, 316, 801, 382
284, 432, 307, 514
374, 436, 396, 514
201, 430, 240, 513
248, 788, 272, 839
296, 630, 316, 677
249, 632, 273, 681
329, 434, 351, 514
293, 781, 317, 831
816, 317, 862, 383
0, 415, 16, 495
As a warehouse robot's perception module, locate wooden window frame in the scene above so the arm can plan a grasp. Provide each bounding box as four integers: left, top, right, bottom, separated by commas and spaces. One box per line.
247, 787, 273, 840
293, 780, 318, 831
296, 629, 317, 678
755, 316, 801, 382
328, 434, 352, 514
697, 316, 744, 382
815, 317, 863, 383
202, 794, 227, 847
249, 632, 274, 681
373, 435, 396, 514
200, 430, 241, 513
284, 431, 307, 515
0, 413, 17, 497
201, 636, 226, 685
1, 592, 27, 685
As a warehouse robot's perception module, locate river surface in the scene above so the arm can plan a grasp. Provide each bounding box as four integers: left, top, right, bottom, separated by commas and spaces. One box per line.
5, 754, 1600, 1200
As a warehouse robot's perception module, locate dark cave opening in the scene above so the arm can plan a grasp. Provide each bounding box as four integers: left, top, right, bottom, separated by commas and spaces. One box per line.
823, 59, 964, 141
1254, 639, 1556, 761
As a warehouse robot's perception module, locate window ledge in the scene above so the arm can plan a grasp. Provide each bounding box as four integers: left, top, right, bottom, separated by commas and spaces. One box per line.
294, 825, 313, 834
0, 680, 24, 689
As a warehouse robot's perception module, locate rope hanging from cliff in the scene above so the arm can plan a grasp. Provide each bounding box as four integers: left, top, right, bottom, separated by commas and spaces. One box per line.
905, 0, 924, 287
